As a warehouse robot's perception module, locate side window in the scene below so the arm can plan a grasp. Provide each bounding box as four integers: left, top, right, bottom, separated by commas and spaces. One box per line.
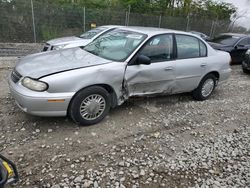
176, 35, 200, 59
199, 41, 207, 57
238, 38, 248, 46
140, 34, 173, 62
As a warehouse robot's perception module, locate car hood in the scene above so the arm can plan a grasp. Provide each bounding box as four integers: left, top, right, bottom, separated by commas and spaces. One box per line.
15, 48, 112, 79
47, 36, 89, 46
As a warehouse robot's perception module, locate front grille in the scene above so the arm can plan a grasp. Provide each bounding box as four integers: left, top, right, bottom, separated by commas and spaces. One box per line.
11, 70, 22, 83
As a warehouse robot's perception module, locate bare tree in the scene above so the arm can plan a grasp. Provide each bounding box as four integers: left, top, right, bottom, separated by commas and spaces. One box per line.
228, 9, 249, 31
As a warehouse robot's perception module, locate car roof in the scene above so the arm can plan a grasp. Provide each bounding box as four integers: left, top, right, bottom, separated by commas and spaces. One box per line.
117, 26, 196, 37
190, 31, 202, 34
98, 25, 122, 29
219, 33, 247, 37
190, 31, 207, 35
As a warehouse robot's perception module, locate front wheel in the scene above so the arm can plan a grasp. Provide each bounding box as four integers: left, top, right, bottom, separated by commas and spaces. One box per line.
69, 86, 111, 125
192, 74, 217, 101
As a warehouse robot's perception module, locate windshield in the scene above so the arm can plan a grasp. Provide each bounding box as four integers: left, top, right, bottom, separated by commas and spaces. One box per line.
211, 35, 240, 46
83, 29, 147, 61
79, 27, 107, 39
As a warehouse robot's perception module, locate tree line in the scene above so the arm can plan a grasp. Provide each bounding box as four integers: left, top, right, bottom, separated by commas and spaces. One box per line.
0, 0, 240, 42
36, 0, 236, 20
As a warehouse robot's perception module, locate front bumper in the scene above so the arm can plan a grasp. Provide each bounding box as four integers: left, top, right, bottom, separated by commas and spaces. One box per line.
8, 74, 74, 117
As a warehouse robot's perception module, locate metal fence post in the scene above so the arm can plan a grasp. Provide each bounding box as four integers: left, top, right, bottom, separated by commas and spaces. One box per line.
83, 6, 86, 32
158, 15, 162, 28
209, 21, 214, 38
186, 14, 190, 31
212, 17, 218, 37
127, 5, 131, 26
30, 0, 36, 43
125, 11, 128, 26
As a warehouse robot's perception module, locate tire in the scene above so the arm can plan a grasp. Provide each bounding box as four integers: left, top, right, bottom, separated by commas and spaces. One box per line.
242, 67, 250, 74
192, 74, 217, 101
69, 86, 111, 125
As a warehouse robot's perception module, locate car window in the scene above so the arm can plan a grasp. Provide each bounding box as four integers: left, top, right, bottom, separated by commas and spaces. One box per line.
238, 38, 250, 46
176, 35, 200, 59
199, 41, 207, 57
83, 29, 147, 62
139, 34, 173, 62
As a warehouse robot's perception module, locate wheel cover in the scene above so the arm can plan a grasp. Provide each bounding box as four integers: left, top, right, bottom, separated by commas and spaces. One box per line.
80, 94, 106, 120
201, 78, 215, 97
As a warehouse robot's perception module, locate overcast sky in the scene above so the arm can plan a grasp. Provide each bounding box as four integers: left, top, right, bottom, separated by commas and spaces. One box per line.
218, 0, 250, 29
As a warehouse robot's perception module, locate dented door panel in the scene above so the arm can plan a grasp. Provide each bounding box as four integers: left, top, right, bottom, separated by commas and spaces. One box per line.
125, 61, 176, 96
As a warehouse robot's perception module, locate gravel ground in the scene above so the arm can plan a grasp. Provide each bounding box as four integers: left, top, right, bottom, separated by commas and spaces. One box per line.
0, 51, 249, 188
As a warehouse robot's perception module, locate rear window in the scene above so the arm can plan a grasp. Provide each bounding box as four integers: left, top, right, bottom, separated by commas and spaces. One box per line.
211, 35, 240, 46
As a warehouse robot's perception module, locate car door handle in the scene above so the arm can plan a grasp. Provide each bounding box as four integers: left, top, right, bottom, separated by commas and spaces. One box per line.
200, 64, 207, 67
164, 67, 173, 71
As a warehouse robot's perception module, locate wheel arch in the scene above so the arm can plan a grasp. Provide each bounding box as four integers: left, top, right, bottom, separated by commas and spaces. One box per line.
67, 84, 118, 116
208, 71, 220, 79
201, 71, 220, 84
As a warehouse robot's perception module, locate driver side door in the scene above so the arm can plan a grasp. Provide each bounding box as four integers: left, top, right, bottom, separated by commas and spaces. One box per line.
232, 37, 250, 63
124, 34, 176, 96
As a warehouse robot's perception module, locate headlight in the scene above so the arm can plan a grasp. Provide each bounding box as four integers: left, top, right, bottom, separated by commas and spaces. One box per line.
53, 44, 66, 50
21, 77, 48, 92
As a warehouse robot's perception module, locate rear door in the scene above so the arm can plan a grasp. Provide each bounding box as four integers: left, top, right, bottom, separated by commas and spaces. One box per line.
174, 34, 208, 93
125, 34, 176, 96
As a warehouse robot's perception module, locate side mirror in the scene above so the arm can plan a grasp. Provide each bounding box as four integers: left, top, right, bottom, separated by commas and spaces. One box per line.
135, 54, 151, 65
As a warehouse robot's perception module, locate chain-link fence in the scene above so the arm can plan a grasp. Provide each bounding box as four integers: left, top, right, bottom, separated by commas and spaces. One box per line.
0, 0, 232, 43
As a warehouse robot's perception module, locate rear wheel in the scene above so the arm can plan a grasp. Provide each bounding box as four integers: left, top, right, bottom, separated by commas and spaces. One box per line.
69, 86, 111, 125
192, 74, 217, 101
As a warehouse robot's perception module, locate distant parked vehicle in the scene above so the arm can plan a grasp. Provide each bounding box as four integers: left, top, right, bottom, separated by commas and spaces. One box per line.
189, 31, 210, 41
209, 33, 250, 64
42, 25, 119, 51
242, 49, 250, 73
9, 27, 231, 125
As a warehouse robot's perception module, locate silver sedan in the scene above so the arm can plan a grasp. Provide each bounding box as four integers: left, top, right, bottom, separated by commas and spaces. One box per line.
8, 27, 231, 125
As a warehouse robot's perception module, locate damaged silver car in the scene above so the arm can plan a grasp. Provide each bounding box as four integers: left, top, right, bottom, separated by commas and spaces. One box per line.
8, 27, 231, 125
